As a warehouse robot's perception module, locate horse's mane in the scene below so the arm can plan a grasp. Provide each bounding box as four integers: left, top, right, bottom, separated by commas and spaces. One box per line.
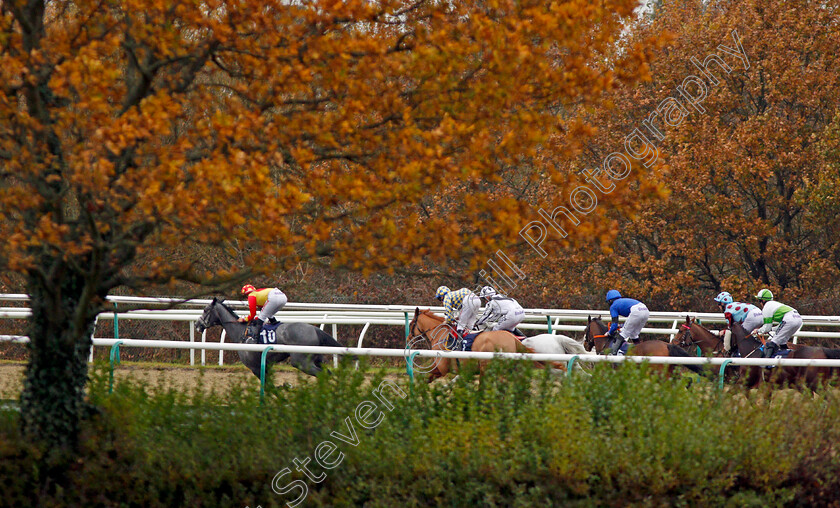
420, 309, 444, 322
216, 299, 241, 319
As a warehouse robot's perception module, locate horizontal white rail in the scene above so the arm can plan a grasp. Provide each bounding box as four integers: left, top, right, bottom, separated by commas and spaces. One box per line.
5, 335, 840, 369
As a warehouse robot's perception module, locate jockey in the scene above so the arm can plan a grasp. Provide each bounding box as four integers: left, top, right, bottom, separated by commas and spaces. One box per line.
605, 289, 650, 354
474, 286, 526, 335
713, 291, 765, 353
238, 284, 288, 343
754, 288, 803, 358
435, 285, 481, 337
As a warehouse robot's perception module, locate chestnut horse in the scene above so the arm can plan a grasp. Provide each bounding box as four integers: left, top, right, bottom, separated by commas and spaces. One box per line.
583, 316, 703, 375
730, 322, 840, 390
671, 316, 726, 356
408, 308, 532, 382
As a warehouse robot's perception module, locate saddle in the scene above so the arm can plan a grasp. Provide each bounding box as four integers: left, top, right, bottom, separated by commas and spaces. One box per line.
252, 320, 283, 344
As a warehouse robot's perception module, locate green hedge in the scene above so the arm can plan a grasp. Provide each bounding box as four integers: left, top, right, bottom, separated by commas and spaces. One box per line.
2, 361, 840, 507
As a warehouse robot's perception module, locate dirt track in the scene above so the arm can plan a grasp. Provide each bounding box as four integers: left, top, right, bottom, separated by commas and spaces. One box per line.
0, 363, 365, 399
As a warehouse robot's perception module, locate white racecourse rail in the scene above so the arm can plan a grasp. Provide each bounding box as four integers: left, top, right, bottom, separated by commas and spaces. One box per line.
2, 294, 840, 366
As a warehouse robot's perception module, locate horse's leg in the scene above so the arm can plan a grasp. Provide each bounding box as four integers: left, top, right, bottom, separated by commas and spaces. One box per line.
290, 353, 322, 377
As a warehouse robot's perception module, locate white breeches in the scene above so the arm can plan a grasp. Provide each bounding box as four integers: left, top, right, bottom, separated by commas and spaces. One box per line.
258, 289, 288, 321
769, 311, 803, 346
457, 295, 481, 332
620, 303, 649, 340
492, 309, 525, 332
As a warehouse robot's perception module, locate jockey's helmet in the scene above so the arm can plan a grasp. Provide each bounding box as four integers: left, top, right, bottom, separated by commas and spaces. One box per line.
478, 286, 497, 299
605, 289, 622, 303
714, 291, 733, 305
435, 286, 451, 301
241, 284, 256, 295
754, 288, 774, 302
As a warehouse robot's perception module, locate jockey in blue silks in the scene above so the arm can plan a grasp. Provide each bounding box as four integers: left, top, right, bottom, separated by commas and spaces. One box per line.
605, 289, 650, 355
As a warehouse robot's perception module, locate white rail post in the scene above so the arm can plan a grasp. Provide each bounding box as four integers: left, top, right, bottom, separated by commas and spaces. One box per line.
669, 319, 678, 342
332, 322, 339, 368
218, 330, 226, 366
201, 323, 206, 366
355, 322, 371, 370
190, 320, 195, 366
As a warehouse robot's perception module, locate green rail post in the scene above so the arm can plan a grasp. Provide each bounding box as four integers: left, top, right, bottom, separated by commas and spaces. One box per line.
406, 351, 420, 395
566, 355, 579, 378
260, 346, 275, 403
113, 302, 119, 340
718, 359, 733, 389
404, 311, 410, 340
109, 340, 124, 394
546, 315, 552, 335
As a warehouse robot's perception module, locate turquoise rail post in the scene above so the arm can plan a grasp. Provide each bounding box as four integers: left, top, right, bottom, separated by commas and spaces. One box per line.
546, 315, 552, 335
260, 346, 275, 403
113, 302, 119, 340
718, 359, 733, 389
566, 355, 579, 378
109, 340, 124, 394
404, 311, 410, 340
406, 351, 420, 395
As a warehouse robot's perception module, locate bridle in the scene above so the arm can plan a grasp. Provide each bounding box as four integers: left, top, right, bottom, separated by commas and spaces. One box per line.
584, 319, 608, 354
408, 312, 453, 351
196, 301, 242, 332
676, 321, 723, 355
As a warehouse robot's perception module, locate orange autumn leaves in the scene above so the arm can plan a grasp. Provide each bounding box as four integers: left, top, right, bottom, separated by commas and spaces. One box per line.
0, 0, 662, 289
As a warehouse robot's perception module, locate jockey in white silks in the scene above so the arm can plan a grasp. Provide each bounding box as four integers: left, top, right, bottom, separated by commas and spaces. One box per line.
435, 286, 481, 336
474, 286, 526, 334
754, 288, 803, 358
713, 291, 764, 353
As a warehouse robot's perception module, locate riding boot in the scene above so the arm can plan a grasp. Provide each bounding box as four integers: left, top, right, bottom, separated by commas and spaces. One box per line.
762, 341, 779, 359
246, 318, 264, 344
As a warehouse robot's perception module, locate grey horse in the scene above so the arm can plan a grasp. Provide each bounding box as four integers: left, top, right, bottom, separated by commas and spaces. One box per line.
195, 297, 343, 377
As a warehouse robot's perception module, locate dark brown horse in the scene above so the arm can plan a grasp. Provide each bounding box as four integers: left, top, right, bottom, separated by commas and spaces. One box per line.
584, 316, 704, 375
671, 316, 726, 356
408, 308, 533, 382
730, 322, 840, 390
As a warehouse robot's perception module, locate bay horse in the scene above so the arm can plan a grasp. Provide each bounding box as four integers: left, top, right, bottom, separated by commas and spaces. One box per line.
730, 322, 840, 390
407, 308, 533, 382
195, 297, 343, 378
583, 316, 703, 375
671, 316, 726, 357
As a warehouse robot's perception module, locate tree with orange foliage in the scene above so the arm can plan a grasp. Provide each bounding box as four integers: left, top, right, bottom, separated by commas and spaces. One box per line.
519, 0, 840, 312
0, 0, 662, 454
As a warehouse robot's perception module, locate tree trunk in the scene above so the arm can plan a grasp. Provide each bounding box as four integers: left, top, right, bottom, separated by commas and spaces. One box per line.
20, 268, 98, 455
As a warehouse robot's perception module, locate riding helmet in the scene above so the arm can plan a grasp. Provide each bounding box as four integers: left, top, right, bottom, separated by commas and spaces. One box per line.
435, 286, 451, 301
605, 289, 622, 303
241, 284, 256, 295
714, 291, 733, 305
754, 288, 774, 301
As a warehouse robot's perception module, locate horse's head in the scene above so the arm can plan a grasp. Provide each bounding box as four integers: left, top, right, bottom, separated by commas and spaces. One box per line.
409, 308, 452, 351
195, 297, 226, 333
584, 316, 609, 354
673, 316, 695, 349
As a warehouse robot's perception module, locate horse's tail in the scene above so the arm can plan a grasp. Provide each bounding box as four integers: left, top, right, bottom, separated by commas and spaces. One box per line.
666, 344, 705, 375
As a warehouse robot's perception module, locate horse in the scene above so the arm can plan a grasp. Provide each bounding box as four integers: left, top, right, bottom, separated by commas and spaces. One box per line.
195, 297, 344, 378
730, 322, 840, 390
521, 333, 590, 372
583, 315, 704, 376
407, 308, 533, 382
671, 316, 726, 357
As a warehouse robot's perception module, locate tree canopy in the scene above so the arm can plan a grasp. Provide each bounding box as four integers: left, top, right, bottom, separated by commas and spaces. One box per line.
0, 0, 660, 452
